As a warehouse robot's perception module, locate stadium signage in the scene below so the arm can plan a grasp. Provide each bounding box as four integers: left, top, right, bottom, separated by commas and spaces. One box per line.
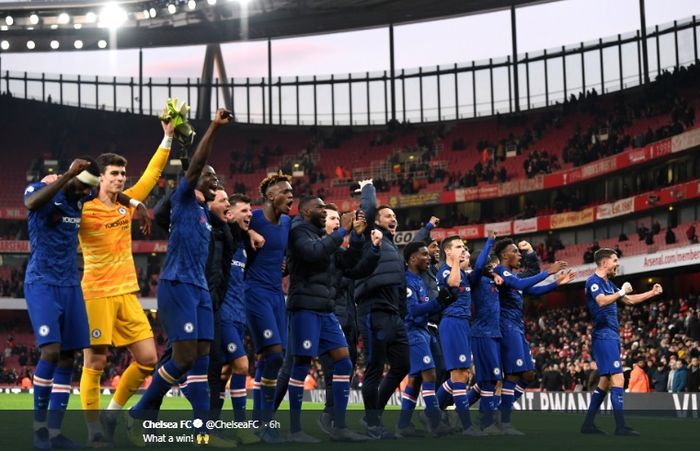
549, 243, 700, 284
672, 126, 700, 153
0, 241, 29, 252
393, 230, 418, 245
513, 392, 700, 413
513, 218, 538, 234
549, 208, 595, 229
596, 197, 635, 220
484, 221, 512, 237
393, 192, 441, 208
303, 390, 698, 412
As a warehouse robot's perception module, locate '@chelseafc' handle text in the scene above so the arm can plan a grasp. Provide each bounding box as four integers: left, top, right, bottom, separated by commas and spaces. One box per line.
140, 419, 280, 445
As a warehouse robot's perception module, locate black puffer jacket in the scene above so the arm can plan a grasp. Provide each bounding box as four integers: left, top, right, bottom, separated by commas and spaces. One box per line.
206, 213, 235, 311
287, 216, 379, 312
354, 183, 406, 316
330, 244, 380, 328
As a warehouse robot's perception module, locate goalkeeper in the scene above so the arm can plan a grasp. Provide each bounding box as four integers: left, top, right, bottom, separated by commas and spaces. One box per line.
78, 105, 187, 446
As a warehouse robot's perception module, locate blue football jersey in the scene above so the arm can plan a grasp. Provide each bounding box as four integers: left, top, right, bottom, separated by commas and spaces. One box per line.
585, 273, 621, 340
159, 178, 211, 289
404, 270, 440, 330
493, 265, 549, 335
437, 263, 471, 319
24, 182, 87, 286
244, 209, 291, 293
471, 275, 501, 338
221, 241, 247, 325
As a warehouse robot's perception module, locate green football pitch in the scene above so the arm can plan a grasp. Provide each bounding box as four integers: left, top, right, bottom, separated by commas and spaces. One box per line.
0, 393, 696, 451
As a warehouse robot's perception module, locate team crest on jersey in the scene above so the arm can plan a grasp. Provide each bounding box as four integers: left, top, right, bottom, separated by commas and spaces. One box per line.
38, 325, 49, 337
494, 368, 501, 376
184, 322, 194, 333
227, 343, 237, 353
423, 356, 431, 364
516, 359, 524, 367
442, 270, 451, 279
458, 354, 467, 363
91, 329, 102, 338
591, 284, 599, 292
25, 185, 35, 195
613, 361, 621, 368
302, 340, 312, 350
503, 271, 512, 277
263, 329, 273, 339
77, 200, 83, 210
406, 288, 413, 298
118, 207, 127, 215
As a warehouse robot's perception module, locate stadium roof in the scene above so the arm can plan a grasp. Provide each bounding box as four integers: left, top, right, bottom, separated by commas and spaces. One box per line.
0, 0, 556, 53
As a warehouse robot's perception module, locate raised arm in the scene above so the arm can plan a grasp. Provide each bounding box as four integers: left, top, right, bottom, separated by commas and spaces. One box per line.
518, 241, 541, 277
444, 254, 462, 288
622, 283, 663, 305
494, 265, 550, 290
469, 231, 496, 286
291, 212, 353, 263
185, 109, 231, 186
524, 270, 574, 296
24, 159, 91, 211
359, 180, 377, 226
291, 228, 345, 263
413, 216, 439, 243
123, 115, 175, 201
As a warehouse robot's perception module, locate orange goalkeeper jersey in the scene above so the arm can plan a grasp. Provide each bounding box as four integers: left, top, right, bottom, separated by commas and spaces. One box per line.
79, 146, 170, 300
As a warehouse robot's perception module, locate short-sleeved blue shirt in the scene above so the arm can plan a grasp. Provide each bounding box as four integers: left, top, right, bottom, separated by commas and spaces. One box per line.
585, 273, 621, 340
244, 209, 291, 293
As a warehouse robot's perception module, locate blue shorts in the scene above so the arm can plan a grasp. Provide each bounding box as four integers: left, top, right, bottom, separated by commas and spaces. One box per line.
157, 280, 213, 342
221, 321, 247, 362
471, 336, 502, 382
408, 328, 436, 376
245, 287, 287, 353
592, 338, 622, 375
290, 310, 347, 357
501, 332, 534, 374
439, 316, 471, 371
24, 283, 89, 351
